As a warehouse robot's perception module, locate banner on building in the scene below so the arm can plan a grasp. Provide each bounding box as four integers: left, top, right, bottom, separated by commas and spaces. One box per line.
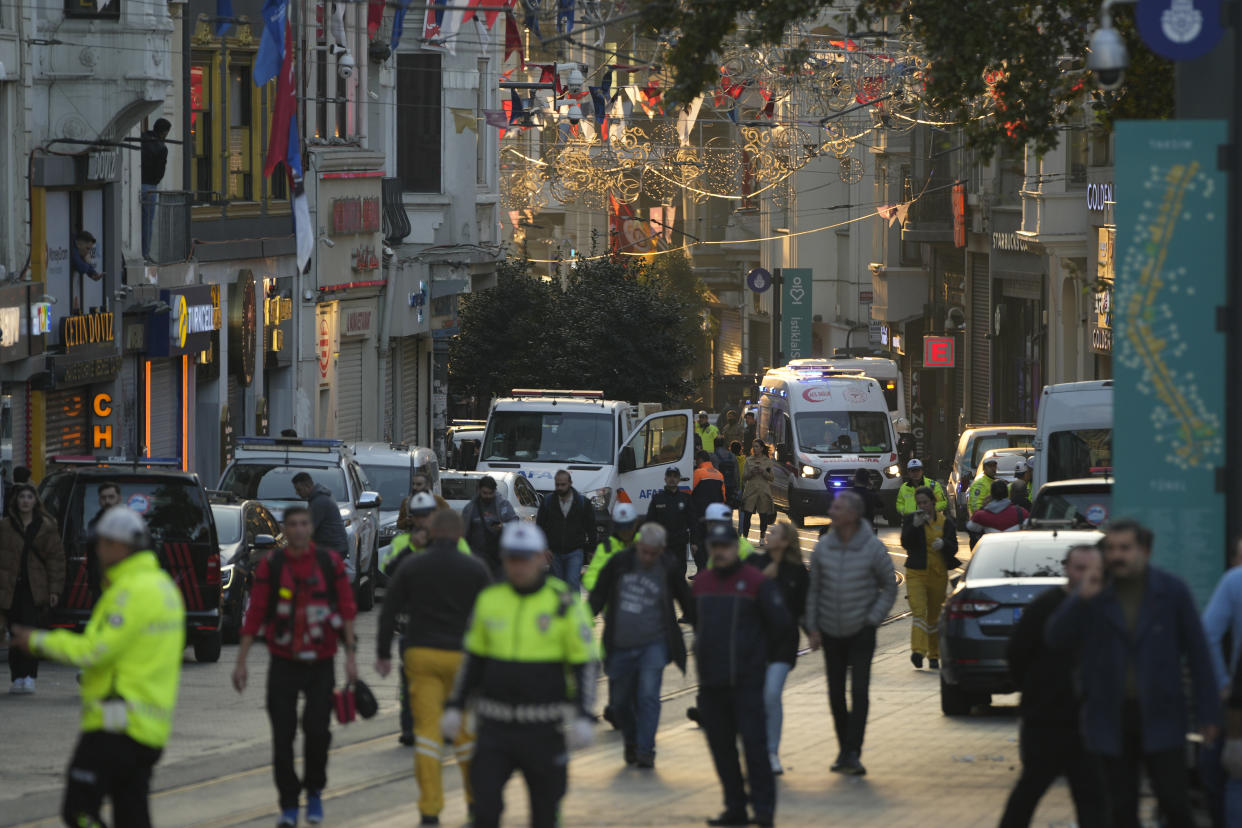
1114, 119, 1227, 606
779, 268, 812, 361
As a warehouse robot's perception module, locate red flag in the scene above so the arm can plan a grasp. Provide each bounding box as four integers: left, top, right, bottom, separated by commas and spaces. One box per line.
264, 21, 295, 178
504, 12, 524, 64
367, 0, 383, 38
483, 0, 514, 29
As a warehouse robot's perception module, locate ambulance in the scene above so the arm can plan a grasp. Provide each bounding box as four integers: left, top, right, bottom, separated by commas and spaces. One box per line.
757, 363, 903, 526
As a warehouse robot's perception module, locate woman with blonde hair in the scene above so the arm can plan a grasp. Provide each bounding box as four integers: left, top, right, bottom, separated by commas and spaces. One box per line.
752, 520, 809, 774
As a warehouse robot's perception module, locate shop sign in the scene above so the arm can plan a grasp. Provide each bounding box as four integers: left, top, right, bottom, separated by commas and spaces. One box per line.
991, 232, 1038, 253
51, 354, 123, 386
92, 392, 113, 450
351, 246, 381, 274
330, 197, 381, 235
87, 150, 120, 182
169, 295, 218, 349
319, 315, 332, 379
343, 308, 374, 337
1087, 181, 1114, 213
62, 312, 115, 350
0, 307, 19, 348
923, 336, 956, 368
1092, 226, 1115, 354
779, 267, 812, 361
31, 303, 53, 335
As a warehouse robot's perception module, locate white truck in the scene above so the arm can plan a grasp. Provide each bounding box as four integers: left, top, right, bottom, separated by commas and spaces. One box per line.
1031, 380, 1114, 492
476, 389, 695, 528
757, 364, 904, 526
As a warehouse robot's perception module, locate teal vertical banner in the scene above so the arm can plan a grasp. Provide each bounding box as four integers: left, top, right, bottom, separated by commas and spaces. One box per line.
780, 268, 813, 360
1114, 120, 1227, 606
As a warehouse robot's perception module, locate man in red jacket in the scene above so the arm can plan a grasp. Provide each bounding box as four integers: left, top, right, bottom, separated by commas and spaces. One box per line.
232, 505, 358, 828
966, 479, 1028, 540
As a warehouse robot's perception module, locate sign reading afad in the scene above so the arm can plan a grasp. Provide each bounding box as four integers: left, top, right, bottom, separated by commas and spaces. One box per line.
61, 312, 115, 351
923, 336, 956, 368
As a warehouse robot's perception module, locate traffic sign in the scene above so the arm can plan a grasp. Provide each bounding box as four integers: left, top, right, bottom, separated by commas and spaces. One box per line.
1137, 0, 1223, 60
923, 336, 956, 368
746, 268, 772, 293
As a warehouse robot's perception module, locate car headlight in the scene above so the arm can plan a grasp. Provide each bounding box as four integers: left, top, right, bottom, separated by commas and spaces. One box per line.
221, 564, 234, 590
582, 487, 612, 512
884, 463, 901, 478
800, 464, 821, 479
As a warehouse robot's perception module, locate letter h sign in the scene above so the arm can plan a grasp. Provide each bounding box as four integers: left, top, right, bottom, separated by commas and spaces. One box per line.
923, 336, 955, 368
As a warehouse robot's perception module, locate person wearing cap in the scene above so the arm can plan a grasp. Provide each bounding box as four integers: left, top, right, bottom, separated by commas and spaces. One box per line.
704, 502, 756, 565
443, 522, 597, 828
645, 466, 697, 580
900, 487, 960, 669
895, 458, 947, 517
692, 523, 790, 828
589, 522, 695, 768
12, 506, 183, 828
967, 456, 1000, 516
696, 411, 720, 454
583, 502, 639, 592
1009, 460, 1033, 511
377, 510, 491, 826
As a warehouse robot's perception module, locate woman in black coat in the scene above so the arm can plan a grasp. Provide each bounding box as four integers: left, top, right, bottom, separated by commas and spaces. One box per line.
899, 486, 960, 670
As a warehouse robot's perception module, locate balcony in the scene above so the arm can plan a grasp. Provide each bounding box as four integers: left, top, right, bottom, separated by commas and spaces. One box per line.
143, 191, 192, 265
901, 175, 956, 244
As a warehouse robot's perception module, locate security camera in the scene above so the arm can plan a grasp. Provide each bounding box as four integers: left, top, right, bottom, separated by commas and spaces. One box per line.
337, 52, 356, 80
566, 102, 582, 125
1087, 25, 1128, 90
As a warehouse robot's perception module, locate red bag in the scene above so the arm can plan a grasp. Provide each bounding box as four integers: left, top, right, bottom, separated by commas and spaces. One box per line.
333, 686, 356, 725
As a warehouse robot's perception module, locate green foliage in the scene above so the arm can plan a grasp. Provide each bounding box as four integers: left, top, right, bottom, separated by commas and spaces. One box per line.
449, 255, 707, 403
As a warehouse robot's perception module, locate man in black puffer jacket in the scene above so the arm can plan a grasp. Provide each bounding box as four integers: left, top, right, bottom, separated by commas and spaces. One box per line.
535, 469, 597, 593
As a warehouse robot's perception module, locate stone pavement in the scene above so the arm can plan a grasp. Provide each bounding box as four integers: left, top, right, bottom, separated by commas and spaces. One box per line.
359, 620, 1079, 828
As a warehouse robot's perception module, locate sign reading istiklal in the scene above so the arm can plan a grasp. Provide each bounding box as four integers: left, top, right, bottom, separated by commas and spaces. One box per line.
780, 268, 812, 361
1114, 120, 1226, 606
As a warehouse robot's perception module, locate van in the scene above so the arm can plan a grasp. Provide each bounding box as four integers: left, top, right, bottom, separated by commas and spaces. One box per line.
1031, 380, 1113, 492
476, 389, 694, 528
757, 364, 903, 526
947, 425, 1036, 519
807, 356, 907, 431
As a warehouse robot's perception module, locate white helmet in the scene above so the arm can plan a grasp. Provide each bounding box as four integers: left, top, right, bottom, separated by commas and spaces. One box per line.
500, 522, 547, 558
407, 492, 437, 515
611, 502, 637, 526
94, 505, 149, 547
704, 503, 732, 522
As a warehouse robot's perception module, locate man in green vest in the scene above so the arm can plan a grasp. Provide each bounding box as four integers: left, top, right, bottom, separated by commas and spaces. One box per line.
13, 507, 184, 828
896, 459, 948, 516
583, 502, 639, 591
696, 411, 720, 453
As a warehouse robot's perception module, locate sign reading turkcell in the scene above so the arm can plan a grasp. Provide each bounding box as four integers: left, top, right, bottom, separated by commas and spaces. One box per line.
779, 268, 812, 361
1114, 120, 1226, 607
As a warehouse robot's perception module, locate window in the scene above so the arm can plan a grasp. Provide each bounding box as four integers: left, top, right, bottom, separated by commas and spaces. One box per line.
1067, 128, 1088, 187
966, 538, 1065, 580
514, 476, 540, 508
477, 58, 490, 187
65, 0, 118, 18
397, 53, 443, 193
1029, 484, 1111, 526
219, 463, 348, 502
622, 413, 688, 470
1047, 428, 1112, 483
794, 411, 892, 454
190, 62, 214, 203
482, 411, 614, 464
213, 506, 244, 544
361, 464, 412, 509
228, 62, 254, 200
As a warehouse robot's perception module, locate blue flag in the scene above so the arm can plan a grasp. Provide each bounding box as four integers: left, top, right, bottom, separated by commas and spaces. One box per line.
390, 0, 412, 52
556, 0, 574, 33
215, 0, 234, 36
589, 87, 606, 123
254, 0, 288, 86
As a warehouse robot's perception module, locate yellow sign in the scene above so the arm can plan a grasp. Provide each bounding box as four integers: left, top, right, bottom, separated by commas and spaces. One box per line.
170, 295, 188, 348
63, 312, 115, 349
92, 392, 112, 449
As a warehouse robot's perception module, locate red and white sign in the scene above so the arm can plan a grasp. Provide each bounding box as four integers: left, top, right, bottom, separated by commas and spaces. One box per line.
844, 388, 867, 404
318, 316, 331, 378
859, 290, 873, 304
923, 336, 956, 368
802, 387, 832, 403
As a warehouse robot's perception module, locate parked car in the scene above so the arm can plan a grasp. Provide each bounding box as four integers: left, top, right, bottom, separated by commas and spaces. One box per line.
975, 447, 1034, 487
1027, 478, 1113, 530
351, 441, 439, 582
208, 493, 284, 642
217, 437, 382, 611
939, 529, 1102, 715
39, 462, 225, 663
447, 420, 487, 470
948, 425, 1035, 520
440, 471, 541, 522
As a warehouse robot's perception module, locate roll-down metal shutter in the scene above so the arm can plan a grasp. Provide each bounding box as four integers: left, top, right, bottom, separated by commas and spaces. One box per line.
336, 339, 364, 441
400, 337, 419, 444
382, 345, 394, 442
719, 309, 742, 374
45, 388, 88, 456
970, 257, 991, 423
148, 360, 179, 459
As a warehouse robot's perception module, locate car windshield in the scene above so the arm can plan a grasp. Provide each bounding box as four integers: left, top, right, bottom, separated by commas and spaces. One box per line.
965, 434, 1034, 474
442, 477, 509, 502
219, 464, 347, 502
1047, 428, 1112, 483
795, 411, 891, 454
211, 506, 244, 544
77, 479, 213, 544
1031, 487, 1112, 527
967, 539, 1067, 579
360, 465, 410, 509
482, 411, 614, 464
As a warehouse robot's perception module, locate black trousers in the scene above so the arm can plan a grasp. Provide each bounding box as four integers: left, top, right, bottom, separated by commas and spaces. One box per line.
821, 625, 876, 757
1098, 700, 1195, 828
998, 722, 1108, 828
266, 656, 335, 811
61, 731, 162, 828
698, 682, 776, 820
470, 720, 567, 828
9, 578, 43, 681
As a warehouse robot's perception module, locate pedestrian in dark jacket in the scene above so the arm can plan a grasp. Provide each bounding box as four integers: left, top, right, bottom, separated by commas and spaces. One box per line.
899, 487, 960, 669
140, 118, 170, 260
1046, 519, 1221, 827
292, 473, 350, 565
589, 523, 694, 768
848, 468, 881, 527
712, 444, 739, 508
0, 484, 65, 692
534, 470, 597, 593
645, 466, 696, 579
693, 523, 790, 828
999, 543, 1107, 828
461, 477, 518, 576
750, 521, 808, 775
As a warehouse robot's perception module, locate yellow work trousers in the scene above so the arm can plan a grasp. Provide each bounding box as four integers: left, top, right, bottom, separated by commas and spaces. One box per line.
405, 646, 474, 817
906, 562, 948, 659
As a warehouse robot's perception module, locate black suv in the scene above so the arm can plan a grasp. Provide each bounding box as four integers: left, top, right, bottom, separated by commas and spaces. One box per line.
39, 464, 224, 662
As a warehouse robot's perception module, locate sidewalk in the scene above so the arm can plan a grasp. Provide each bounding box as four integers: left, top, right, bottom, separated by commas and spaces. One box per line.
359, 620, 1078, 828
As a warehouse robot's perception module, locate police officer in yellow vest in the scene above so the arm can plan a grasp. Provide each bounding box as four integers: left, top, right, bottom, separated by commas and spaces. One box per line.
382, 493, 472, 576
895, 458, 948, 516
442, 522, 597, 828
583, 502, 639, 592
13, 507, 184, 828
704, 503, 755, 564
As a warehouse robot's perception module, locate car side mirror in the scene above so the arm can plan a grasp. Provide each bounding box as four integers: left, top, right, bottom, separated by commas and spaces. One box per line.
254, 533, 277, 550
618, 445, 636, 473
357, 491, 381, 509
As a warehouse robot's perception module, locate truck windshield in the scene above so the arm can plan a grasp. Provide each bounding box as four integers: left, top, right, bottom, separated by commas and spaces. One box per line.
219, 464, 348, 502
483, 411, 614, 464
795, 411, 891, 454
1046, 429, 1112, 483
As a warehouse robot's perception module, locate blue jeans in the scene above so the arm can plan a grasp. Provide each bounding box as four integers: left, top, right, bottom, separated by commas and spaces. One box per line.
763, 661, 792, 755
605, 639, 667, 757
141, 183, 157, 259
550, 548, 584, 593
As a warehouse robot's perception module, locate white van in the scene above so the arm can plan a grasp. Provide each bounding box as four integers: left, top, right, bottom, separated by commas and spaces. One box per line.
758, 365, 903, 526
1031, 380, 1113, 492
799, 356, 908, 431
476, 389, 694, 528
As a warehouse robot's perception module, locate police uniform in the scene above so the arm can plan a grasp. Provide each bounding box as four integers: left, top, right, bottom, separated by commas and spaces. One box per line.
583, 533, 630, 592
447, 574, 597, 828
895, 477, 948, 516
30, 548, 185, 828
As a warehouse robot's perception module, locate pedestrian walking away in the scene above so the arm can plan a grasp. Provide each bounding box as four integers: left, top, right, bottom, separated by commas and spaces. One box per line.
739, 440, 775, 541
742, 411, 757, 454
1046, 519, 1220, 828
847, 468, 882, 529
895, 458, 947, 517
589, 522, 694, 768
712, 441, 740, 509
645, 465, 696, 580
376, 509, 491, 825
535, 469, 597, 593
583, 502, 639, 593
0, 483, 65, 693
1008, 460, 1033, 511
292, 472, 351, 576
966, 480, 1028, 542
692, 523, 790, 827
232, 505, 359, 828
998, 544, 1108, 828
444, 522, 598, 828
1200, 549, 1242, 824
462, 475, 518, 577
806, 491, 897, 776
899, 486, 960, 669
751, 521, 809, 775
719, 409, 745, 454
11, 507, 183, 828
696, 411, 720, 453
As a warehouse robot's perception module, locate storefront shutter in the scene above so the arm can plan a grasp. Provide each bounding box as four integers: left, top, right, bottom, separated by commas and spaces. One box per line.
336, 339, 364, 441
400, 336, 420, 445
970, 257, 991, 423
148, 360, 179, 459
45, 387, 89, 457
382, 345, 394, 442
718, 309, 742, 374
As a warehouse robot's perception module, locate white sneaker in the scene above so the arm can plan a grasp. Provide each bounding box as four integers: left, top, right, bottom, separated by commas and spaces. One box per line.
8, 679, 24, 694
24, 677, 35, 694
769, 753, 783, 775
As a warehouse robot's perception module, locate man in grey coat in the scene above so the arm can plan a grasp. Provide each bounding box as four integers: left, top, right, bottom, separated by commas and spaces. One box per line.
806, 491, 897, 776
292, 473, 350, 564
